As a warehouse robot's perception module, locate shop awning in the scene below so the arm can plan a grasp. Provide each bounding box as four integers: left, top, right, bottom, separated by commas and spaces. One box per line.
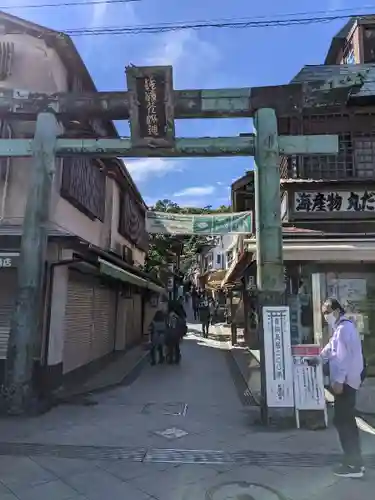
221, 251, 253, 288
206, 269, 227, 290
99, 259, 167, 295
244, 239, 375, 262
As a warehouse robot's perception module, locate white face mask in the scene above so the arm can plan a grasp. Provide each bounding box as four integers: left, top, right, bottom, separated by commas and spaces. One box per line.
324, 312, 336, 327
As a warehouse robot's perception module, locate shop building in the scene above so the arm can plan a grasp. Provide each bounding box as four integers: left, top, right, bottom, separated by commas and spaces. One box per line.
230, 17, 375, 372
0, 12, 165, 392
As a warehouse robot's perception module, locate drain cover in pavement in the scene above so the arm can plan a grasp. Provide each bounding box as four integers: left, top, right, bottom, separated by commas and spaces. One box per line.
142, 402, 188, 416
154, 427, 189, 440
205, 482, 287, 500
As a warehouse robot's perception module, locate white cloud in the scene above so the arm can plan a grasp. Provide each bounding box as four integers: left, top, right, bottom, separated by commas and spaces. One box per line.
177, 199, 207, 207
328, 0, 342, 10
145, 29, 220, 81
90, 1, 108, 28
125, 158, 180, 182
89, 1, 138, 28
173, 185, 215, 197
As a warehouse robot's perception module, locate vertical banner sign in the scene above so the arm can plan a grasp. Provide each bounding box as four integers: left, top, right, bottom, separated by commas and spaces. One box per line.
292, 344, 327, 429
292, 345, 326, 407
263, 306, 294, 408
126, 65, 175, 148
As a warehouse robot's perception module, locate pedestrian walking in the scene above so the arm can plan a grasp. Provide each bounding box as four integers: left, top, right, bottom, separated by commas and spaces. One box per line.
148, 310, 166, 366
308, 298, 365, 478
198, 292, 211, 338
191, 287, 199, 320
165, 308, 184, 364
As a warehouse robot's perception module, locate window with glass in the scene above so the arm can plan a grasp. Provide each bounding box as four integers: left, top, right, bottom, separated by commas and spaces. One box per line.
342, 39, 355, 64
363, 26, 375, 63
353, 136, 375, 178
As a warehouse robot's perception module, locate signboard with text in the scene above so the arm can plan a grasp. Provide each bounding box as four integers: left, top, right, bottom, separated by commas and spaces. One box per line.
126, 65, 175, 148
263, 306, 294, 408
0, 253, 19, 268
294, 190, 375, 215
146, 211, 253, 235
292, 344, 327, 429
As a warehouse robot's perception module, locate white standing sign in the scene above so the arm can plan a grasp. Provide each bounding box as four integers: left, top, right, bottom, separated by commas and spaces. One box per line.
292, 345, 328, 429
262, 306, 294, 408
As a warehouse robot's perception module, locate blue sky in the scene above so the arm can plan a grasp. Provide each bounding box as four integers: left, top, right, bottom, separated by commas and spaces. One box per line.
2, 0, 369, 207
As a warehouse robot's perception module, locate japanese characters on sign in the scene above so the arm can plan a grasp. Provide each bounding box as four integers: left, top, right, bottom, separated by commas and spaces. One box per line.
0, 253, 18, 268
291, 345, 326, 412
146, 211, 253, 235
262, 306, 294, 408
136, 74, 167, 140
126, 66, 175, 148
0, 257, 12, 267
294, 190, 375, 213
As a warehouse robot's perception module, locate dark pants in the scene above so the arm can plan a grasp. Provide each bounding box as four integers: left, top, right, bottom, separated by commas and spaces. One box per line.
166, 341, 181, 364
202, 320, 210, 338
193, 307, 198, 320
150, 344, 164, 365
333, 384, 362, 467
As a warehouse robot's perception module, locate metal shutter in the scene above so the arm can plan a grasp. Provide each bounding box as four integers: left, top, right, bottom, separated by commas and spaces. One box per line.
0, 268, 17, 359
124, 297, 134, 346
133, 294, 142, 342
91, 284, 116, 360
63, 271, 94, 374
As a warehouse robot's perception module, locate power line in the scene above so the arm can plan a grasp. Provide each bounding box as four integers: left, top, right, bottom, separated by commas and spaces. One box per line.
60, 12, 375, 37
0, 0, 140, 10
1, 0, 375, 14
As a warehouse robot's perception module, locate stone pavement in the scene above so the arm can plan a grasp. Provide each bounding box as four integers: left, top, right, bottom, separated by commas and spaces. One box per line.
0, 318, 375, 500
55, 344, 149, 402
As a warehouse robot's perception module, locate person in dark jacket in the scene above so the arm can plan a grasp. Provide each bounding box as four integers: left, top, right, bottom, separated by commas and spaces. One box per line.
191, 287, 199, 320
149, 310, 166, 365
165, 309, 184, 364
198, 292, 211, 338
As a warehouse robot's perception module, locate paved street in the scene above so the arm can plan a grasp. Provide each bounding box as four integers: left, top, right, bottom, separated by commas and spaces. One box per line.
0, 317, 375, 500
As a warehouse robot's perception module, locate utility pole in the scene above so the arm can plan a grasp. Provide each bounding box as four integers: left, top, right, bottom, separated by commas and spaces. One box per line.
254, 108, 286, 425
5, 113, 59, 414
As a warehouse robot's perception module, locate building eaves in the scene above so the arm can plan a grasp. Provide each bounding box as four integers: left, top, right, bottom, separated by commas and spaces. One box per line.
324, 17, 357, 64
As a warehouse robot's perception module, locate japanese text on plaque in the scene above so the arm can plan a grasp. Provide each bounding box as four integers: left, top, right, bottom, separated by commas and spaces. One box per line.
144, 76, 159, 137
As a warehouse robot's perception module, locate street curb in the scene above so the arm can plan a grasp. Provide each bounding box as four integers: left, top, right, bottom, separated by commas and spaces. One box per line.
225, 349, 259, 406
53, 350, 149, 404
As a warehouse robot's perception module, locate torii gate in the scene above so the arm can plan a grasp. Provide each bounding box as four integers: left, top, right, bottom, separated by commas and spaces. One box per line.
0, 65, 343, 417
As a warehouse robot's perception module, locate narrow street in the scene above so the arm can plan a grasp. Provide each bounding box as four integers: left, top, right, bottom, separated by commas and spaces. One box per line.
0, 309, 374, 499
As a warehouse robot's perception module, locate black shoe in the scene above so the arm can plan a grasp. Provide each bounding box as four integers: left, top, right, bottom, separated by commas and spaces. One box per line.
333, 464, 364, 478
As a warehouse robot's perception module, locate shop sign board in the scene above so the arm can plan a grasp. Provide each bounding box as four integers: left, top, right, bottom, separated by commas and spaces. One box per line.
262, 306, 294, 408
292, 345, 326, 410
292, 344, 328, 429
0, 252, 19, 268
294, 190, 375, 213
